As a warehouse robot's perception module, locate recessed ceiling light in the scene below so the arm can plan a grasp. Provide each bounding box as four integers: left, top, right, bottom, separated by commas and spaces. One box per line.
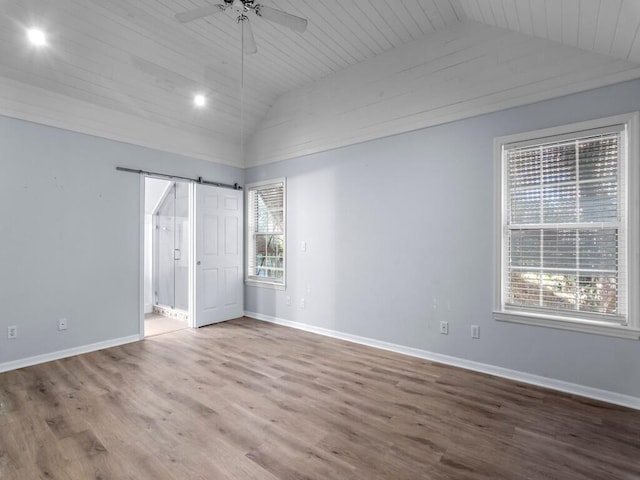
193, 94, 207, 108
27, 28, 47, 47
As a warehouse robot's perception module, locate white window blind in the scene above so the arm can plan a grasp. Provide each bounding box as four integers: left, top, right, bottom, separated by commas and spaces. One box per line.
246, 180, 285, 285
503, 126, 627, 324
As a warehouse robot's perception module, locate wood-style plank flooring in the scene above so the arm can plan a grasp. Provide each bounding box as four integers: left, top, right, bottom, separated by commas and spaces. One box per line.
1, 317, 639, 479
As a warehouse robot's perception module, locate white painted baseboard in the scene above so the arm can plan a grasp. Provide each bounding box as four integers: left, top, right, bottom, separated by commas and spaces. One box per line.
245, 311, 640, 411
0, 334, 142, 373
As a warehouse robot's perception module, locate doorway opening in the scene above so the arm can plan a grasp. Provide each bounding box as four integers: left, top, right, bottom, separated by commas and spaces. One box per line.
144, 177, 190, 337
139, 173, 245, 337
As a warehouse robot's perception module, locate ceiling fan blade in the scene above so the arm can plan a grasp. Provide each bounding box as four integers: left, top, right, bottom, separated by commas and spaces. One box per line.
254, 4, 308, 33
241, 17, 257, 54
175, 4, 226, 23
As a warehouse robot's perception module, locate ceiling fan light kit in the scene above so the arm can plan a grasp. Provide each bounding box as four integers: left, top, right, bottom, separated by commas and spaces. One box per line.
175, 0, 308, 53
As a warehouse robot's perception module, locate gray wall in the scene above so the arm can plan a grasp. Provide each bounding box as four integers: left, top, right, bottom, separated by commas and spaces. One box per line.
1, 80, 638, 398
246, 79, 640, 398
0, 115, 243, 365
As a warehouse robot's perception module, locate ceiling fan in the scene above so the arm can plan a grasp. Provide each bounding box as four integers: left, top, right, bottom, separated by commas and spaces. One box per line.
175, 0, 308, 54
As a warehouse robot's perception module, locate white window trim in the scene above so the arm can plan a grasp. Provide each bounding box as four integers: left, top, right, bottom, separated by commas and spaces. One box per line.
245, 177, 286, 290
493, 112, 640, 340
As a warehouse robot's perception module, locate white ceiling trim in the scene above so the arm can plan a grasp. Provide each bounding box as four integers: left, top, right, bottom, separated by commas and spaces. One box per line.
0, 76, 242, 167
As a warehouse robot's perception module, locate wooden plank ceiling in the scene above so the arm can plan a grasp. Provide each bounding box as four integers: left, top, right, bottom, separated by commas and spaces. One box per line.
459, 0, 640, 63
0, 1, 639, 167
0, 0, 463, 166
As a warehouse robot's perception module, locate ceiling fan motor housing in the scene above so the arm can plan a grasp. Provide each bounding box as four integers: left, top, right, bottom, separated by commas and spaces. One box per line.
175, 0, 308, 46
229, 0, 256, 15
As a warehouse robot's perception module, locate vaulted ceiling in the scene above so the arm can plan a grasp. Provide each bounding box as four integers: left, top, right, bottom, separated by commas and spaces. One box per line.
1, 1, 640, 168
461, 0, 640, 62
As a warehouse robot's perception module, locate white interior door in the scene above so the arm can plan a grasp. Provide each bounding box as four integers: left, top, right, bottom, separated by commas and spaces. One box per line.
194, 184, 244, 327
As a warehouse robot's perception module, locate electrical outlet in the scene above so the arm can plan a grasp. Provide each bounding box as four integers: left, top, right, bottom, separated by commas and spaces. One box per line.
471, 325, 480, 339
7, 325, 17, 339
286, 295, 292, 306
58, 318, 68, 331
300, 298, 306, 309
439, 321, 449, 335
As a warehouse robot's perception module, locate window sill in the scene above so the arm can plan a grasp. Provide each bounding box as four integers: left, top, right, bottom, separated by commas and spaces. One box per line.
245, 279, 286, 291
494, 311, 640, 340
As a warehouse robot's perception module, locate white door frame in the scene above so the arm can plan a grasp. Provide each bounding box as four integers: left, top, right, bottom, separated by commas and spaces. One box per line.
138, 175, 145, 339
188, 182, 196, 328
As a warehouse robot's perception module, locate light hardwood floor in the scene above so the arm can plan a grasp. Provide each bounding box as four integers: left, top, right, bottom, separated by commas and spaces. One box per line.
1, 317, 639, 479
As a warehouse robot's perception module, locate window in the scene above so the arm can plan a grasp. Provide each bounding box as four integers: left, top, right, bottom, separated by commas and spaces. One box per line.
494, 113, 639, 339
246, 179, 286, 287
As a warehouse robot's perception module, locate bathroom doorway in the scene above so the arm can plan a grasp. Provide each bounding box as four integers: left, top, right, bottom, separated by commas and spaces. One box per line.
144, 177, 190, 337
